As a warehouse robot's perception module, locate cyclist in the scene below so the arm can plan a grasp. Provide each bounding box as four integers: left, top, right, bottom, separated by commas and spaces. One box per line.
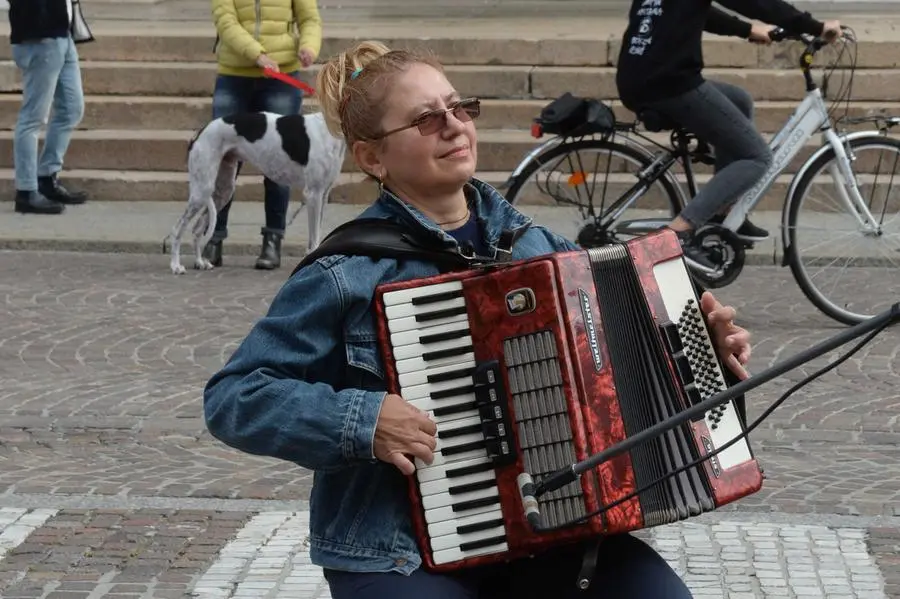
615, 0, 842, 272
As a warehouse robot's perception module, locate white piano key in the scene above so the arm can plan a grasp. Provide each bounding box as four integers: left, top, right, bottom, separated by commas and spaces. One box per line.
421, 484, 498, 511
432, 541, 508, 565
426, 508, 503, 539
408, 392, 477, 415
416, 445, 488, 469
398, 359, 476, 390
385, 296, 466, 320
430, 523, 506, 553
391, 334, 474, 361
387, 309, 469, 334
419, 467, 495, 497
395, 352, 475, 375
390, 320, 471, 349
382, 280, 463, 307
424, 501, 498, 525
401, 376, 475, 401
416, 456, 492, 484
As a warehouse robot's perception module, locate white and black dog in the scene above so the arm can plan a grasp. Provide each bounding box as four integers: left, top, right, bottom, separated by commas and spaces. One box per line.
166, 110, 346, 274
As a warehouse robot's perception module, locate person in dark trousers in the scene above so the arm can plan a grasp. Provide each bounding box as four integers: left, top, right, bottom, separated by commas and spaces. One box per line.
202, 0, 323, 271
8, 0, 94, 215
615, 0, 842, 272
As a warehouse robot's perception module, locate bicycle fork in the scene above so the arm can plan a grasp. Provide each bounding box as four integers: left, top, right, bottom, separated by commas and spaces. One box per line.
825, 129, 884, 236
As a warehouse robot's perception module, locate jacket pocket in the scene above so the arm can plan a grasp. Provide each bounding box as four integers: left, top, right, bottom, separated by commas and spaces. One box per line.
344, 339, 385, 391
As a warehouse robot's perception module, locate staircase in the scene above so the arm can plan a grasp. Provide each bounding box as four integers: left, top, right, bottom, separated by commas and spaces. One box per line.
1, 17, 898, 213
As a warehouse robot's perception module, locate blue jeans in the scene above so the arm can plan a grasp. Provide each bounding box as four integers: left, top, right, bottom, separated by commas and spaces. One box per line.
210, 72, 303, 240
324, 535, 693, 599
641, 80, 772, 228
12, 36, 84, 191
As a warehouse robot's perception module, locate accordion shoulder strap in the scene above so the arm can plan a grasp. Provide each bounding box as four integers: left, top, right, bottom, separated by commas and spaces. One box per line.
289, 218, 483, 277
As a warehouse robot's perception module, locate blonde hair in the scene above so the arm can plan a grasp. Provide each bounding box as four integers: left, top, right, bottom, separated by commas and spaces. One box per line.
316, 40, 444, 145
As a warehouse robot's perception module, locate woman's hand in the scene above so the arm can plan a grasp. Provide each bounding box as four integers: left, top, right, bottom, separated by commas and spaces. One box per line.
700, 291, 752, 380
298, 48, 315, 68
748, 23, 777, 45
374, 394, 437, 475
821, 20, 843, 42
256, 53, 280, 72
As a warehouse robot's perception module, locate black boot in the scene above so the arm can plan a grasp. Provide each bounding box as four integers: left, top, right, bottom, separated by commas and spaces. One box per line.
14, 190, 65, 214
38, 173, 88, 205
202, 239, 223, 267
255, 229, 283, 270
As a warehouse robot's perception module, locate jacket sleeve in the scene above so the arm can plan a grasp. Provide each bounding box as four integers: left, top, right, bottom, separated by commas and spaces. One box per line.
705, 6, 753, 38
203, 261, 387, 472
292, 0, 323, 57
211, 0, 266, 62
716, 0, 824, 36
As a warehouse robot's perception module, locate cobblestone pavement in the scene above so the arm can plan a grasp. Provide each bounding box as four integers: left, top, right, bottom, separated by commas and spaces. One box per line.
0, 250, 898, 598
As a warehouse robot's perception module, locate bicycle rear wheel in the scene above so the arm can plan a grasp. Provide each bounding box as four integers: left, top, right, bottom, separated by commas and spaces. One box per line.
785, 135, 900, 325
504, 138, 683, 246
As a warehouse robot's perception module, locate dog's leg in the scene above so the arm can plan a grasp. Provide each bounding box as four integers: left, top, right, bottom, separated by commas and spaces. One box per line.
192, 154, 238, 271
170, 203, 204, 274
191, 196, 218, 270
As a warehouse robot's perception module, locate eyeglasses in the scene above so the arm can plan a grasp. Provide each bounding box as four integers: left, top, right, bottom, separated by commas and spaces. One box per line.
375, 97, 481, 140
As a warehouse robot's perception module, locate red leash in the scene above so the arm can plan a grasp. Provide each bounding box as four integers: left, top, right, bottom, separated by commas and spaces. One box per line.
264, 67, 316, 95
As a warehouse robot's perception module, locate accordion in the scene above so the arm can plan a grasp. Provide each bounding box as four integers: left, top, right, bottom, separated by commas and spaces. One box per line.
372, 228, 763, 571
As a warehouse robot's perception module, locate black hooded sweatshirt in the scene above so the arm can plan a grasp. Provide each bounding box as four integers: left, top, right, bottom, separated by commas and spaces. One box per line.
615, 0, 824, 110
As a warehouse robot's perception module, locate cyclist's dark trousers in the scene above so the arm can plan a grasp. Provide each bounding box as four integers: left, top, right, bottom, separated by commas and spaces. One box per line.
641, 79, 773, 228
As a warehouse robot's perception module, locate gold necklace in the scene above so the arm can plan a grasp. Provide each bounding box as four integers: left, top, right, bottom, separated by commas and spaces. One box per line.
435, 206, 470, 226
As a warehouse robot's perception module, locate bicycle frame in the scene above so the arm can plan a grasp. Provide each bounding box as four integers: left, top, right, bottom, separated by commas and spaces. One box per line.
723, 87, 881, 241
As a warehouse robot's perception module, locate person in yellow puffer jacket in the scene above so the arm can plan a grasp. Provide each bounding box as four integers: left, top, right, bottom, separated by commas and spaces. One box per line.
203, 0, 323, 271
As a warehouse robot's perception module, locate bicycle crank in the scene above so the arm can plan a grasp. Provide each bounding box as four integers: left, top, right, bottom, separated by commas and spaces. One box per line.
689, 226, 746, 288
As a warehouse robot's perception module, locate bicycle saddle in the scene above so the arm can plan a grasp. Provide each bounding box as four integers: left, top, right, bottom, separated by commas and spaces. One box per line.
637, 109, 678, 132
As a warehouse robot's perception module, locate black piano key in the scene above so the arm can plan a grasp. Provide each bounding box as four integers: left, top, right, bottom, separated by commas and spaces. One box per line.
428, 366, 475, 384
411, 289, 464, 305
439, 423, 482, 439
442, 439, 486, 456
449, 479, 496, 495
420, 328, 470, 344
446, 461, 494, 478
431, 384, 475, 400
422, 344, 474, 362
416, 306, 468, 323
457, 518, 504, 536
460, 534, 507, 552
433, 402, 478, 418
452, 496, 499, 512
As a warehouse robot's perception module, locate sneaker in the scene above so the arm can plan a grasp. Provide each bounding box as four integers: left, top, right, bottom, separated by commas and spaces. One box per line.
708, 215, 769, 241
672, 228, 719, 274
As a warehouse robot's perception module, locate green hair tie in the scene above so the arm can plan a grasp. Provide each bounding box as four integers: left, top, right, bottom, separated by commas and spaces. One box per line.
350, 67, 363, 80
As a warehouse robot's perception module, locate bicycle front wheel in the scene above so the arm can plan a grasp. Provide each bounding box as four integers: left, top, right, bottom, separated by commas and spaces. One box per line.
504, 138, 683, 246
785, 135, 900, 325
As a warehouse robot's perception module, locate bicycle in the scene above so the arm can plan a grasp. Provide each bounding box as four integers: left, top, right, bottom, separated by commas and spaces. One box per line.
500, 26, 898, 326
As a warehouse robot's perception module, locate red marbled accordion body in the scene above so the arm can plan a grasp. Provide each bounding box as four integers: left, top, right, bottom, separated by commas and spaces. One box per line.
373, 228, 763, 572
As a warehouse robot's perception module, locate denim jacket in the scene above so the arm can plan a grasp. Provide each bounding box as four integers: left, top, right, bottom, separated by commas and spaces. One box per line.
203, 177, 577, 575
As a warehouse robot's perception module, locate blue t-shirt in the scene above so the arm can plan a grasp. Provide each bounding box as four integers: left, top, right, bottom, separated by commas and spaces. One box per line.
445, 210, 491, 258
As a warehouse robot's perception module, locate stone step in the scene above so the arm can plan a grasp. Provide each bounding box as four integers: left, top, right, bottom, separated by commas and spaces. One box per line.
0, 168, 855, 213
2, 128, 895, 178
0, 95, 895, 135
0, 198, 795, 264
0, 28, 896, 69
2, 61, 899, 102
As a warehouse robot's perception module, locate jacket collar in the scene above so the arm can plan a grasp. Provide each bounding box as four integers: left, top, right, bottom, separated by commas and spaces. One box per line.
365, 177, 533, 256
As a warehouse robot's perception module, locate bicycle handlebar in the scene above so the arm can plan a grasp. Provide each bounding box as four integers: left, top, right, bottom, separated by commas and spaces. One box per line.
767, 25, 856, 49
